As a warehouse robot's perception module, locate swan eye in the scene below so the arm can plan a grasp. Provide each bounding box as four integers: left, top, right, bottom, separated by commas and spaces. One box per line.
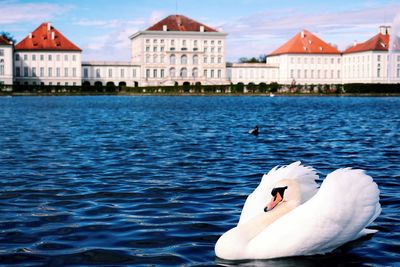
271, 186, 288, 198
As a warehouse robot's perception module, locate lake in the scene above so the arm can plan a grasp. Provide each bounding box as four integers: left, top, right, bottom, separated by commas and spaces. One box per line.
0, 96, 399, 266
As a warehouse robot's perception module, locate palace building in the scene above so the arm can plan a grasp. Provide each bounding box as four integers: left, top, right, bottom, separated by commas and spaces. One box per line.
14, 23, 82, 86
1, 15, 399, 88
0, 36, 13, 86
129, 15, 228, 86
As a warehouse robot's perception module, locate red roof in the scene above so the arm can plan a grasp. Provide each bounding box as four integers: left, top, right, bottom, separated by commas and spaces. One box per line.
146, 15, 218, 32
15, 22, 81, 51
0, 36, 12, 46
344, 33, 391, 54
269, 30, 340, 56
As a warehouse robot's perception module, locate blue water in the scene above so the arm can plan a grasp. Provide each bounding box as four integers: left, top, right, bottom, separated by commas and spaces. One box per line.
0, 96, 399, 266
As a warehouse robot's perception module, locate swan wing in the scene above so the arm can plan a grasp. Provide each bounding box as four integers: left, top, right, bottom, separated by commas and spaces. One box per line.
239, 162, 319, 225
245, 168, 381, 259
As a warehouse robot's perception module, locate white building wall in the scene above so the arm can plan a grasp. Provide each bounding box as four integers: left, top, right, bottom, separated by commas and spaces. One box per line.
227, 63, 279, 84
0, 44, 13, 85
82, 62, 141, 87
130, 31, 228, 86
14, 51, 82, 86
267, 54, 342, 85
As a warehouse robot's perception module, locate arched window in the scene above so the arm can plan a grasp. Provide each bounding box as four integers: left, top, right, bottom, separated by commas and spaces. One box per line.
169, 67, 176, 78
180, 68, 187, 78
181, 55, 187, 64
193, 55, 198, 65
192, 68, 198, 78
170, 54, 176, 65
153, 55, 158, 63
146, 55, 150, 63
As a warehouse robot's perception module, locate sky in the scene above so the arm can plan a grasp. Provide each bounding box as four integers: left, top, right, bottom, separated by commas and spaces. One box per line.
0, 0, 399, 62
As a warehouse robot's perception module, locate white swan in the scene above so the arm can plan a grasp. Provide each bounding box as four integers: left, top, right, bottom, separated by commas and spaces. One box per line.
215, 162, 381, 260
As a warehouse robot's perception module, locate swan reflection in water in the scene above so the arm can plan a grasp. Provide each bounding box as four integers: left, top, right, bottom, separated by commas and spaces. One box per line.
215, 162, 381, 261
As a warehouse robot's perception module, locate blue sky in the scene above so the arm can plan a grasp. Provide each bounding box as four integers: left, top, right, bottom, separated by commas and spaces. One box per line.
0, 0, 399, 61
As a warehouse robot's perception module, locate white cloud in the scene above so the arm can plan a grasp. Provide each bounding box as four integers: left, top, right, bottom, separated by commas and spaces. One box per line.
0, 1, 69, 25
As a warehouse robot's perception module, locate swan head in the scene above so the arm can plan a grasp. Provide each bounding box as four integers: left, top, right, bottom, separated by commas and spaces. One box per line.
264, 179, 300, 212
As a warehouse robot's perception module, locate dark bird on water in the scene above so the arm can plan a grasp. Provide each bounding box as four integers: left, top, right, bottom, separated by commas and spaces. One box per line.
249, 125, 259, 136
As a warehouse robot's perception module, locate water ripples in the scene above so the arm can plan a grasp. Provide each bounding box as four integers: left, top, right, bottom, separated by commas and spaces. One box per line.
0, 96, 399, 266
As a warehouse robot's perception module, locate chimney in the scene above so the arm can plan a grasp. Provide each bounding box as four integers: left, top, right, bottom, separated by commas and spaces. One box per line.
51, 32, 55, 40
163, 25, 167, 31
301, 31, 305, 38
379, 25, 391, 35
29, 33, 32, 39
200, 25, 204, 32
353, 41, 358, 47
47, 23, 51, 31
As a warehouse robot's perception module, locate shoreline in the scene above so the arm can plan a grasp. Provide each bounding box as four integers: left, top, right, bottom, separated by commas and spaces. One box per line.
1, 92, 400, 97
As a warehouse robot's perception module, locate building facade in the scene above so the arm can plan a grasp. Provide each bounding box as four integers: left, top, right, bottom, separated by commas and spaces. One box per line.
82, 61, 141, 87
130, 15, 228, 86
14, 23, 82, 86
0, 36, 13, 86
267, 30, 342, 85
1, 17, 399, 88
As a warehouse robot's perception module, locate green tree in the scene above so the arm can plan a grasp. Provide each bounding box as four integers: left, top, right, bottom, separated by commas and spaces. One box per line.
0, 32, 16, 44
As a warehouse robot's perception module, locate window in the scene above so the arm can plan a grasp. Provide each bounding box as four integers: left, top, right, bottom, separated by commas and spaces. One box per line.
65, 55, 68, 61
218, 47, 222, 53
57, 55, 60, 61
160, 55, 164, 63
96, 68, 100, 78
32, 54, 36, 61
160, 47, 164, 52
146, 39, 150, 43
304, 70, 307, 78
218, 40, 222, 45
193, 55, 198, 65
153, 39, 157, 43
65, 68, 68, 77
32, 67, 36, 77
211, 69, 215, 78
16, 67, 20, 77
181, 55, 187, 64
290, 69, 294, 78
48, 55, 52, 61
211, 40, 215, 45
169, 67, 175, 78
84, 68, 88, 78
211, 57, 215, 64
0, 49, 3, 56
397, 64, 400, 78
171, 40, 175, 46
311, 58, 314, 64
297, 69, 301, 78
377, 55, 381, 62
324, 70, 327, 78
290, 57, 294, 64
317, 70, 320, 79
204, 57, 207, 64
153, 46, 157, 52
161, 39, 164, 44
337, 70, 341, 79
133, 69, 136, 78
331, 70, 334, 79
204, 69, 207, 78
180, 68, 187, 78
121, 69, 125, 78
40, 67, 44, 77
24, 67, 29, 77
161, 69, 164, 78
16, 54, 20, 61
0, 65, 4, 76
377, 64, 381, 78
297, 58, 300, 64
24, 54, 28, 60
211, 47, 215, 53
218, 69, 221, 78
108, 69, 113, 78
194, 40, 198, 47
311, 70, 314, 78
304, 58, 308, 64
146, 55, 150, 63
56, 68, 60, 77
170, 54, 176, 65
331, 58, 334, 64
40, 55, 44, 61
73, 55, 76, 61
146, 46, 150, 52
146, 69, 150, 78
153, 55, 157, 63
182, 40, 186, 46
48, 67, 52, 77
192, 68, 198, 78
153, 69, 157, 78
72, 68, 76, 77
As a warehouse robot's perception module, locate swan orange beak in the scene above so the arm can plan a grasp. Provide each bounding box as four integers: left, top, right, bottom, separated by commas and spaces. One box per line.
264, 192, 283, 212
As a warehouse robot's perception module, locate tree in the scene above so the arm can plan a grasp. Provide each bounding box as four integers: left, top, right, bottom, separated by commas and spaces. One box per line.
0, 32, 16, 44
238, 54, 267, 63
